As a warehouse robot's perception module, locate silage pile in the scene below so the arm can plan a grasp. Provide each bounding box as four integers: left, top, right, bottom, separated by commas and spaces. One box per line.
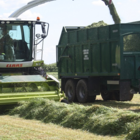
85, 0, 121, 29
86, 1, 121, 28
86, 20, 108, 29
9, 98, 140, 140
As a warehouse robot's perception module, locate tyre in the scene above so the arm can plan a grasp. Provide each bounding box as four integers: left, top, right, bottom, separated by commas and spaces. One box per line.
76, 80, 89, 103
112, 90, 120, 101
112, 90, 134, 101
129, 94, 134, 101
65, 80, 76, 102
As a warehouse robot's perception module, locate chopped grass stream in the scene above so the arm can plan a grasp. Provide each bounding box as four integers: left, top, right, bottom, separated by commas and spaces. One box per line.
9, 98, 140, 140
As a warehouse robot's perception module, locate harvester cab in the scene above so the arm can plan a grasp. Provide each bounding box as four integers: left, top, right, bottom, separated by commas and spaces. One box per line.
0, 17, 48, 64
0, 0, 62, 105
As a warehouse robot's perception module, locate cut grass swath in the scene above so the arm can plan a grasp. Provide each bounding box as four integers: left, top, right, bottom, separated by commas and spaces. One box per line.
9, 98, 140, 139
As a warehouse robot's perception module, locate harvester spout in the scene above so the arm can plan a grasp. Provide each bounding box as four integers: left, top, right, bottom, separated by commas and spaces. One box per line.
9, 0, 55, 18
102, 0, 121, 24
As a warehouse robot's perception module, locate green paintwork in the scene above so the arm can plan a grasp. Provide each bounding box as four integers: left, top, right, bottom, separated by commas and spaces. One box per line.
0, 75, 46, 83
0, 91, 60, 105
57, 23, 140, 89
0, 75, 61, 105
32, 60, 44, 67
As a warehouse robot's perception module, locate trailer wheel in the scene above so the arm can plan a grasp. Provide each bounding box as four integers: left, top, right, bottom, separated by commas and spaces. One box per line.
129, 94, 134, 101
65, 80, 76, 102
76, 80, 89, 103
112, 90, 120, 101
112, 90, 134, 101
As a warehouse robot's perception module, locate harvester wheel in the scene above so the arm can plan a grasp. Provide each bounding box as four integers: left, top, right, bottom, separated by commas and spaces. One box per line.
76, 80, 89, 103
65, 80, 76, 102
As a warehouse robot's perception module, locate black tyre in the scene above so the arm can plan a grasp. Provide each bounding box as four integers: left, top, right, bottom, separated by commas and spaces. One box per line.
129, 94, 134, 101
112, 90, 134, 101
76, 80, 89, 103
112, 90, 120, 101
65, 80, 76, 102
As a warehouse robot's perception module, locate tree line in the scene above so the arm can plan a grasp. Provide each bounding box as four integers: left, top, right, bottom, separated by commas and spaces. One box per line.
42, 63, 58, 72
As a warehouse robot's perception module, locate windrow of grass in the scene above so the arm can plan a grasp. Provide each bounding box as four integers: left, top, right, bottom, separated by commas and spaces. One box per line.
9, 98, 140, 140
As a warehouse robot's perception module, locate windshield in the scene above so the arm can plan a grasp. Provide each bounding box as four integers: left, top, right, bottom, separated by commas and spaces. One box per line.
123, 34, 140, 52
0, 23, 32, 62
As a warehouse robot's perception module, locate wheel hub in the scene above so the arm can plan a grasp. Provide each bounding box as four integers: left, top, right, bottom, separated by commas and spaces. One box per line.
79, 87, 85, 99
67, 86, 73, 98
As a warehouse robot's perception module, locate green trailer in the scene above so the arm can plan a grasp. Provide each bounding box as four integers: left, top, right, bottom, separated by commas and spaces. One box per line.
57, 23, 140, 103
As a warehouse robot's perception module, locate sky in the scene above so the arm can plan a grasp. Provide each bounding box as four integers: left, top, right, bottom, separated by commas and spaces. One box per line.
0, 0, 140, 64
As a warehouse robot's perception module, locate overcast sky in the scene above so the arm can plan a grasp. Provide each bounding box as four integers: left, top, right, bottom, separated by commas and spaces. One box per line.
0, 0, 140, 64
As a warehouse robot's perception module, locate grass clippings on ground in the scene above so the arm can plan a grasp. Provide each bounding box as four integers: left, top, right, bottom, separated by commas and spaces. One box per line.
9, 97, 140, 140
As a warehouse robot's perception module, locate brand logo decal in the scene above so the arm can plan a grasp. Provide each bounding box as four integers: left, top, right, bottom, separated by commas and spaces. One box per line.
6, 64, 23, 67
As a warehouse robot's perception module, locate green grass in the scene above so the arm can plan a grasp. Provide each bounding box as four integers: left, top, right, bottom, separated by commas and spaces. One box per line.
9, 98, 140, 140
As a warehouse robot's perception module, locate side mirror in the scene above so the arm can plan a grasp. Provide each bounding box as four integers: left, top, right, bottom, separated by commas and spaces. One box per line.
36, 33, 41, 38
41, 23, 46, 34
41, 34, 47, 38
41, 23, 47, 38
